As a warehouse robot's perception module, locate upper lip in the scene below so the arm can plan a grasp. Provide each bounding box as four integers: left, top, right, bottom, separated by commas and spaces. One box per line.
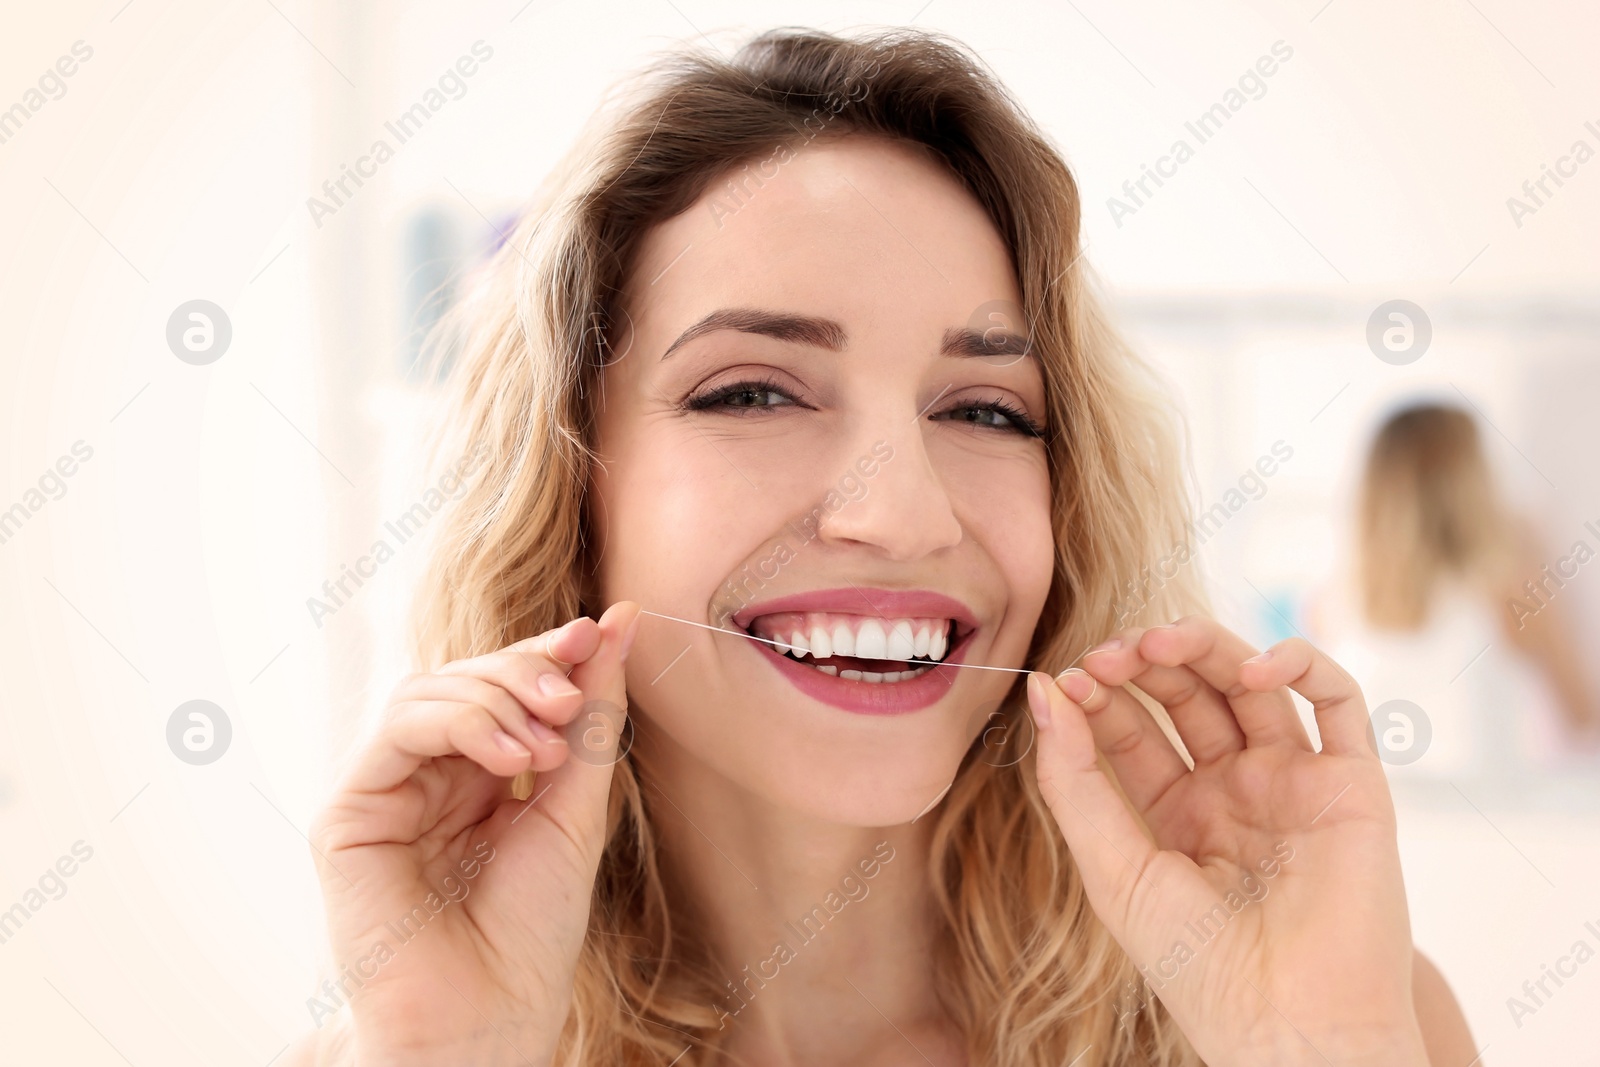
729, 587, 981, 636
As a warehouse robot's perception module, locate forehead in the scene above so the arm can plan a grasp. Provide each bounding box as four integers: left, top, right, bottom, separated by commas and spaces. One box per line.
622, 136, 1021, 346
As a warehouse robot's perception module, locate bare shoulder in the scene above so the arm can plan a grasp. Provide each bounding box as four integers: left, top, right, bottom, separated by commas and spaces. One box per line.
1413, 948, 1478, 1065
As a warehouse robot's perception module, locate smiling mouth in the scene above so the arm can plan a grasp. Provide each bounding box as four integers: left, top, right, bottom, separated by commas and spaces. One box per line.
743, 611, 962, 683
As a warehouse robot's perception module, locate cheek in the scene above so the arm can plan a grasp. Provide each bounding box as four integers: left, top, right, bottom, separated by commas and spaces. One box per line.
1016, 469, 1056, 591
592, 416, 785, 615
947, 447, 1055, 608
996, 498, 1055, 656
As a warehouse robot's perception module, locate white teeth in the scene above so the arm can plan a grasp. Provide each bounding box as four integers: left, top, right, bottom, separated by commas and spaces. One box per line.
887, 620, 915, 661
854, 619, 887, 660
816, 664, 838, 676
755, 613, 959, 669
825, 665, 932, 683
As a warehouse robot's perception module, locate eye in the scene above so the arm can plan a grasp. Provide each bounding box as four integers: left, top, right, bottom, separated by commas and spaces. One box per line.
933, 396, 1045, 438
681, 376, 803, 414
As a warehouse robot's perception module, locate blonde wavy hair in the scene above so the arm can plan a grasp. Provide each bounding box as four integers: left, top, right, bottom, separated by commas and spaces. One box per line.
408, 26, 1206, 1067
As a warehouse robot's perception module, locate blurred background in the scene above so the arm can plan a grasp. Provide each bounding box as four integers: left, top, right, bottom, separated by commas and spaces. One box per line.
2, 0, 1598, 1061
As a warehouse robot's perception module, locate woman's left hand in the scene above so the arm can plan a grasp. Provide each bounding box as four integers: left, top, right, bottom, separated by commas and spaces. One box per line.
1029, 615, 1429, 1067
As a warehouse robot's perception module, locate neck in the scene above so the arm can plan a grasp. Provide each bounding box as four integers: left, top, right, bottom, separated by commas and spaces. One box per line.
631, 719, 964, 1066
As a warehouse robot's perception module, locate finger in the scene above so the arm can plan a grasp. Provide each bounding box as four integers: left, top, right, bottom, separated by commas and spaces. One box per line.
436, 646, 590, 728
320, 751, 511, 856
503, 615, 603, 673
567, 601, 639, 723
1238, 637, 1372, 757
338, 699, 553, 796
1079, 638, 1246, 764
1028, 672, 1160, 929
523, 601, 642, 841
1138, 617, 1312, 750
1054, 667, 1188, 813
393, 672, 572, 752
1078, 626, 1144, 671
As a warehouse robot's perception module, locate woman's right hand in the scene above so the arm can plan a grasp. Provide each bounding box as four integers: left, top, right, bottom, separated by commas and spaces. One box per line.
303, 600, 642, 1067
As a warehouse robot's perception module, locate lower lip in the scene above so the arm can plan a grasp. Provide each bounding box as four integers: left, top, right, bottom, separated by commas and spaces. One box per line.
748, 629, 974, 715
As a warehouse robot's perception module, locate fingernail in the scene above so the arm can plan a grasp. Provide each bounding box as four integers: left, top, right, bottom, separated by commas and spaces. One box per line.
542, 621, 579, 666
526, 714, 567, 745
1057, 667, 1096, 704
493, 730, 531, 756
1083, 638, 1122, 656
620, 611, 641, 660
538, 672, 580, 698
1243, 650, 1272, 665
1026, 672, 1053, 728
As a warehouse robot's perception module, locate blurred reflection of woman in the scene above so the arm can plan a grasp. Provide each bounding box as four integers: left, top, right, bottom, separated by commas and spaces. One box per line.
1327, 402, 1599, 782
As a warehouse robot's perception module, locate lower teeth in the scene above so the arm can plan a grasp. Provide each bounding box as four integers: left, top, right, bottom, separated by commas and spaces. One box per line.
805, 662, 933, 682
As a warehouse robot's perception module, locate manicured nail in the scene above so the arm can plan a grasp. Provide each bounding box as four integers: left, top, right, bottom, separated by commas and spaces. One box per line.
1083, 637, 1122, 656
542, 623, 578, 667
526, 714, 567, 745
538, 672, 581, 698
493, 730, 531, 756
1027, 672, 1053, 728
1057, 667, 1096, 705
1243, 650, 1272, 665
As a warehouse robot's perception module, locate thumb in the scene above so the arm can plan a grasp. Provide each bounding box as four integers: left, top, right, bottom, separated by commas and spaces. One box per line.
1029, 671, 1161, 941
528, 600, 642, 842
566, 599, 641, 753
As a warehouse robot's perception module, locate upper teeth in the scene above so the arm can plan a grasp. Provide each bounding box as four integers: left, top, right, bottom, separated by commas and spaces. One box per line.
748, 612, 952, 663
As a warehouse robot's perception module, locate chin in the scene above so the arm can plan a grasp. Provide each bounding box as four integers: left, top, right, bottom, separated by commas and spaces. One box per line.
752, 766, 964, 828
708, 685, 990, 827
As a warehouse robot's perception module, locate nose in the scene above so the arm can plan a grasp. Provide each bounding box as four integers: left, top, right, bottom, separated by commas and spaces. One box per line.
810, 423, 964, 561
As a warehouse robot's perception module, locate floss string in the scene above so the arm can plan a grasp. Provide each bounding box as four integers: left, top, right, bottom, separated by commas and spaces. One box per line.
637, 608, 1034, 675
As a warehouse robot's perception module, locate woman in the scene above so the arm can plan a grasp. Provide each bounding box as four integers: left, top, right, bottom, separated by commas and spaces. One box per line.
1327, 401, 1598, 779
293, 28, 1475, 1066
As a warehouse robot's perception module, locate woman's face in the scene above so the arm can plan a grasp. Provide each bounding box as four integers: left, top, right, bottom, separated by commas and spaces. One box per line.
592, 135, 1054, 825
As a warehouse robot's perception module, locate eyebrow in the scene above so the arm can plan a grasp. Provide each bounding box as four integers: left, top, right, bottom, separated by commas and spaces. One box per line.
658, 306, 1034, 361
941, 324, 1033, 359
660, 308, 845, 360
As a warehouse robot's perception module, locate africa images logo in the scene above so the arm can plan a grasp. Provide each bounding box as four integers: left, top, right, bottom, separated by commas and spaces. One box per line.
305, 41, 494, 229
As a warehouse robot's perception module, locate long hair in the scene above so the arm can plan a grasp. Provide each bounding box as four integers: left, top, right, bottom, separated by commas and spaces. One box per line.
408, 27, 1206, 1066
1356, 402, 1514, 630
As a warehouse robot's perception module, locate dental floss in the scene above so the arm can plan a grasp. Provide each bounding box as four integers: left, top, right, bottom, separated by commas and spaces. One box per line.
637, 607, 1034, 675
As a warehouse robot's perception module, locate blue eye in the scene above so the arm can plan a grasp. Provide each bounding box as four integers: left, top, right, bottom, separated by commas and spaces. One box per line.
683, 377, 800, 412
933, 398, 1045, 437
682, 380, 1045, 438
